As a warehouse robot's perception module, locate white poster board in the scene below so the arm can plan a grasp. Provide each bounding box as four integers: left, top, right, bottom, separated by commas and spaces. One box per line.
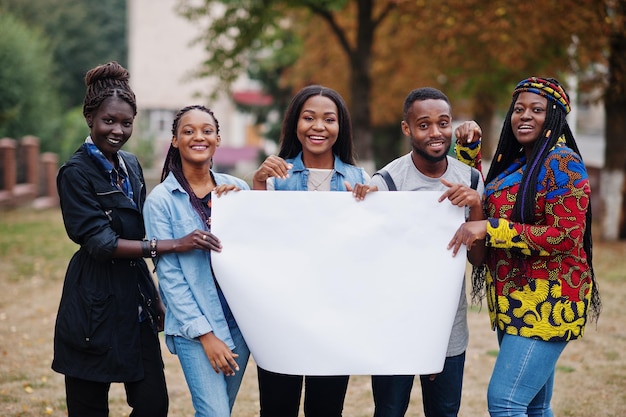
211, 191, 466, 375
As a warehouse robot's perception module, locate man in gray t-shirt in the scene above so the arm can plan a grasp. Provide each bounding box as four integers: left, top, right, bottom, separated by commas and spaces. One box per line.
369, 87, 484, 417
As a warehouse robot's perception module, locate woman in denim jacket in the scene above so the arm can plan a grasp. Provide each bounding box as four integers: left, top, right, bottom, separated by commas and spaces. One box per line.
252, 85, 375, 417
143, 105, 249, 417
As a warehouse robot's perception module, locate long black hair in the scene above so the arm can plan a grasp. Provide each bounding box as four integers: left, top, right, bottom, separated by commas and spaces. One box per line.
278, 85, 356, 165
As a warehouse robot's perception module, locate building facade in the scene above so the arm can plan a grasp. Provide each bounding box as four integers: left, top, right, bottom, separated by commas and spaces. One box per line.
127, 0, 263, 182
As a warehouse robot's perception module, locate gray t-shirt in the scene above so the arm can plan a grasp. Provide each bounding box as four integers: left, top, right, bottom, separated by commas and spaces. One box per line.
369, 153, 484, 357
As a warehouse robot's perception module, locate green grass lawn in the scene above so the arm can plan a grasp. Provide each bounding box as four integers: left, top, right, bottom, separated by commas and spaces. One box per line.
0, 208, 77, 283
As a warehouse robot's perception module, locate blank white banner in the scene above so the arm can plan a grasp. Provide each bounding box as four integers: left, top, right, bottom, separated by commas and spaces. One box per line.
211, 191, 466, 375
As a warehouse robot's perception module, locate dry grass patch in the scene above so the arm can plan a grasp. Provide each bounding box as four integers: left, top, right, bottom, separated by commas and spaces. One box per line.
0, 208, 624, 416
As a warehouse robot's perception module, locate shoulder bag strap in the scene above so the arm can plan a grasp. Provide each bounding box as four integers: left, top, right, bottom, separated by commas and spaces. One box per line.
373, 169, 397, 191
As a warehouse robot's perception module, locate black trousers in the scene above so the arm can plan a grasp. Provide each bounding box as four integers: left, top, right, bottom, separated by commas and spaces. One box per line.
258, 366, 349, 417
65, 321, 168, 417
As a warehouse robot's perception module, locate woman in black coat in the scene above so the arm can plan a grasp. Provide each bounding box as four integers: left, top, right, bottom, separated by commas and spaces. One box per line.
52, 61, 221, 417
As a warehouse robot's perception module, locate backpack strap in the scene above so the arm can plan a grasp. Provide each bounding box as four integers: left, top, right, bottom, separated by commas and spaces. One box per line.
375, 167, 477, 191
373, 169, 397, 191
470, 168, 479, 190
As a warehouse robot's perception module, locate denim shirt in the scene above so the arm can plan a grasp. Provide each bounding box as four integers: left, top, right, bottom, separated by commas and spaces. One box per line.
143, 171, 249, 354
273, 152, 366, 191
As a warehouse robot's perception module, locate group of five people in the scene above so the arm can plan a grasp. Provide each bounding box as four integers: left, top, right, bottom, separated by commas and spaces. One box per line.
52, 61, 600, 417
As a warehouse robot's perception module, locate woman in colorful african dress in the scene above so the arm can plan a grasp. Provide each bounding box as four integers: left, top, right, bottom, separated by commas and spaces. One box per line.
449, 77, 601, 417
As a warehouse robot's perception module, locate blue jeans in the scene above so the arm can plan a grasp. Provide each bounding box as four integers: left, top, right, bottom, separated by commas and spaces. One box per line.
371, 352, 465, 417
487, 331, 567, 417
172, 290, 250, 417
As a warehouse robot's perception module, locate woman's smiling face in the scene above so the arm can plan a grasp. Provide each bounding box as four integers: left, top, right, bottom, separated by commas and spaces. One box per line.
86, 96, 134, 163
172, 108, 221, 167
296, 95, 339, 162
511, 92, 548, 150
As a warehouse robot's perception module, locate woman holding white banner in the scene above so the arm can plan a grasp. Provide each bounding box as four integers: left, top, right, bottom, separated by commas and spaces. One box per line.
450, 77, 601, 417
143, 105, 250, 417
252, 85, 376, 417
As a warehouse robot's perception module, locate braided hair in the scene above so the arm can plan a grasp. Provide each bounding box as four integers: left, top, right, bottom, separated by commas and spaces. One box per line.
479, 77, 601, 323
278, 85, 356, 165
83, 61, 137, 118
161, 105, 220, 228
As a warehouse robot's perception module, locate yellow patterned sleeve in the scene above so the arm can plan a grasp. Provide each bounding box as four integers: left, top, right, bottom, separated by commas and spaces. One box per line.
485, 218, 549, 256
486, 218, 516, 247
455, 141, 482, 171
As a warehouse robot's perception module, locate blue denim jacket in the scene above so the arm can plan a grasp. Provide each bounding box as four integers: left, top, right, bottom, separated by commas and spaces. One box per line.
273, 152, 366, 191
143, 171, 249, 354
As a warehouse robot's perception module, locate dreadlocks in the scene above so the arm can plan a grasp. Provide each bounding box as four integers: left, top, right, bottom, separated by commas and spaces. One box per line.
160, 104, 220, 228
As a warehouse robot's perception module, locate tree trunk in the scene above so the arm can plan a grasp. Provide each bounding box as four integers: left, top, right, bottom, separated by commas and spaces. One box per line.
601, 4, 626, 240
601, 170, 624, 240
471, 90, 498, 162
349, 0, 375, 174
350, 63, 374, 172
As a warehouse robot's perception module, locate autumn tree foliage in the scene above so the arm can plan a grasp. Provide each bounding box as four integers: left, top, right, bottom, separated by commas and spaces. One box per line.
179, 0, 626, 237
178, 0, 613, 156
178, 0, 397, 169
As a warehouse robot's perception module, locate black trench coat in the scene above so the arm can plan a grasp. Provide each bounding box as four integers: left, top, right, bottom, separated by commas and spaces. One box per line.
52, 144, 159, 383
